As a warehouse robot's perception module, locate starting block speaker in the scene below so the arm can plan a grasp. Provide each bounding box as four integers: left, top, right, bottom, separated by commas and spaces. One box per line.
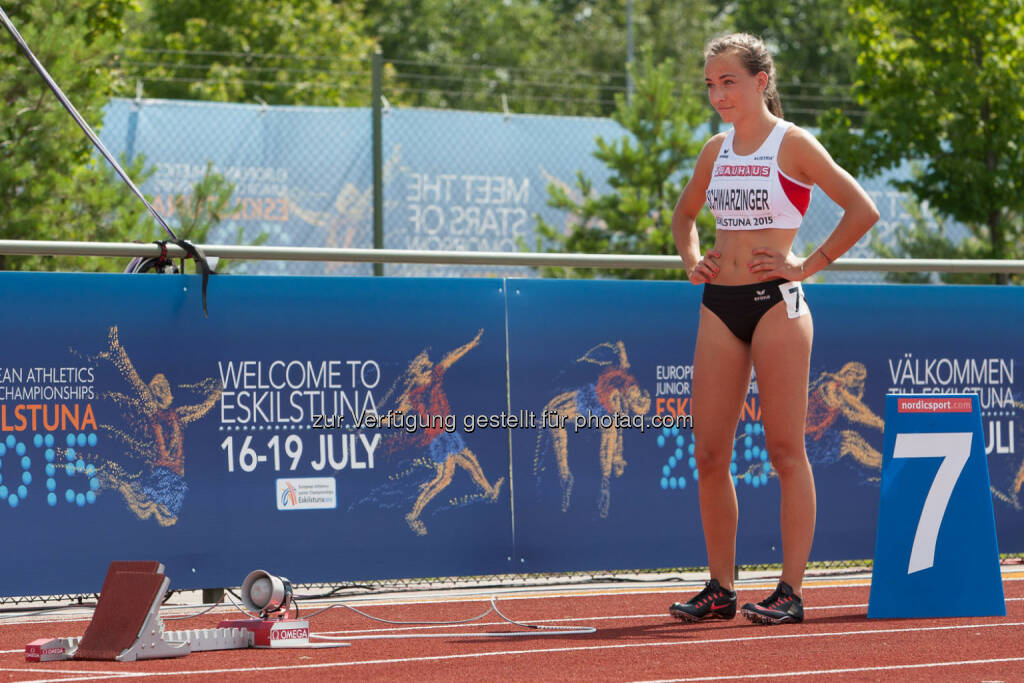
869, 394, 1005, 618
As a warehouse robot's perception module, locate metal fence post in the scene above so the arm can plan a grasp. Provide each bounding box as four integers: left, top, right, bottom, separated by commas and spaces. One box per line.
372, 48, 384, 276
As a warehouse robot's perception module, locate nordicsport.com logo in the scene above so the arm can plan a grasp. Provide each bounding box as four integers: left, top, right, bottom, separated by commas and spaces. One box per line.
275, 477, 336, 510
897, 397, 974, 413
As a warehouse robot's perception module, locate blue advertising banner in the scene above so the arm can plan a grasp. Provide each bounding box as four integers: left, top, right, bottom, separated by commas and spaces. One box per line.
507, 281, 1023, 573
380, 108, 627, 278
99, 100, 626, 278
0, 272, 512, 595
0, 273, 1021, 596
506, 280, 707, 570
99, 99, 964, 282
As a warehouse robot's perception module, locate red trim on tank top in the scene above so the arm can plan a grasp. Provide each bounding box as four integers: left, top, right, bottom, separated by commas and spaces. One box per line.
778, 170, 812, 215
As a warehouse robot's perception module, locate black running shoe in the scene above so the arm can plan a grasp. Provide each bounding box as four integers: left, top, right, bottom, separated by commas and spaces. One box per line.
740, 581, 804, 625
669, 579, 737, 622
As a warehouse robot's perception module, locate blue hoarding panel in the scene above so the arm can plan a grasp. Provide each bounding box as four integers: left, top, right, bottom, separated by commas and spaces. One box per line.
99, 99, 969, 283
507, 281, 1023, 573
1, 273, 1021, 596
506, 279, 786, 571
0, 272, 511, 595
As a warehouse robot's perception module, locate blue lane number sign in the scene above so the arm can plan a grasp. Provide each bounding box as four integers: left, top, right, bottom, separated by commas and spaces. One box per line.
869, 395, 1005, 618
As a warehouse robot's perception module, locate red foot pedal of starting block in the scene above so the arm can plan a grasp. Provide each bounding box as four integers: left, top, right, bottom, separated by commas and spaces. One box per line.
217, 619, 311, 648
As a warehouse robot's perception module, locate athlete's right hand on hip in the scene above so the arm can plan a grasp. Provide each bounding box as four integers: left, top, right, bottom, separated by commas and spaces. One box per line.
688, 250, 721, 284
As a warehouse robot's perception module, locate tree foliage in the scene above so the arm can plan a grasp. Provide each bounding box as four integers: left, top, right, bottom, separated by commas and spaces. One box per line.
135, 163, 267, 273
0, 0, 153, 271
819, 0, 1024, 283
531, 58, 714, 279
869, 200, 996, 284
363, 0, 724, 116
716, 0, 859, 127
124, 0, 377, 105
363, 0, 564, 111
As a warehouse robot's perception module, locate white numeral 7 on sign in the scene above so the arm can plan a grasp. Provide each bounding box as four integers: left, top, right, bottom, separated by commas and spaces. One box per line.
892, 432, 974, 574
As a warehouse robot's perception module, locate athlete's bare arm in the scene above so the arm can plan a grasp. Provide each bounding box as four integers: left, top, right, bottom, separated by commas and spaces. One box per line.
833, 387, 885, 430
437, 328, 483, 373
104, 327, 157, 413
749, 128, 880, 281
176, 378, 224, 423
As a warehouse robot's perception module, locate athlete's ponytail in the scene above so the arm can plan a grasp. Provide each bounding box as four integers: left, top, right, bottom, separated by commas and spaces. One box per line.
763, 82, 783, 119
705, 33, 784, 119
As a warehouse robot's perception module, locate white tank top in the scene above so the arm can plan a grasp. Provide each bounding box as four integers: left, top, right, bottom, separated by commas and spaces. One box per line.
706, 120, 812, 231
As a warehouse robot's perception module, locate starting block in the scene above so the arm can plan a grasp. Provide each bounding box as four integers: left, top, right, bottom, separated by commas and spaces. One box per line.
25, 561, 345, 662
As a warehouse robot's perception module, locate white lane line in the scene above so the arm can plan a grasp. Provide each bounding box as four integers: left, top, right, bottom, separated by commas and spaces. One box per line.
632, 656, 1024, 682
376, 573, 1024, 603
313, 604, 874, 636
12, 676, 134, 683
4, 597, 1019, 642
9, 621, 1024, 682
0, 667, 135, 679
3, 575, 1021, 627
303, 596, 1024, 636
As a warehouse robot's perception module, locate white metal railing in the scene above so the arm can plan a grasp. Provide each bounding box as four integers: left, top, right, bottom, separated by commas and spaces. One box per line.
2, 239, 1024, 273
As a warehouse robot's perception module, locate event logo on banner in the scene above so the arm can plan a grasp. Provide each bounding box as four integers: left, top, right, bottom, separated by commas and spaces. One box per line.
276, 478, 336, 511
869, 394, 1004, 618
648, 359, 887, 502
0, 369, 101, 510
649, 360, 776, 498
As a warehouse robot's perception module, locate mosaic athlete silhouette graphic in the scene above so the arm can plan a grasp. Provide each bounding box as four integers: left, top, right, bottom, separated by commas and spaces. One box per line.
379, 329, 504, 535
533, 341, 650, 518
993, 398, 1024, 510
805, 361, 884, 470
93, 326, 221, 526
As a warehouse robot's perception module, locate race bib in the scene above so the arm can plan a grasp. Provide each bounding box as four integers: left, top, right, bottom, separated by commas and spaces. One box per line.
779, 281, 808, 319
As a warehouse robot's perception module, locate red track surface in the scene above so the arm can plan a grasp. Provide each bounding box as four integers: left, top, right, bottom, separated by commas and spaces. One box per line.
2, 574, 1023, 682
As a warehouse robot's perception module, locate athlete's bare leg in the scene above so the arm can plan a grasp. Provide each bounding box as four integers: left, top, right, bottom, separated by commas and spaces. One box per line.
597, 426, 622, 518
751, 301, 815, 596
405, 458, 456, 535
453, 450, 504, 500
691, 305, 753, 590
840, 429, 882, 469
544, 393, 578, 511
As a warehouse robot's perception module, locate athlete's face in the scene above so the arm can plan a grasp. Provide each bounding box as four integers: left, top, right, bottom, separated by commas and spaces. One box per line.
704, 52, 767, 123
149, 374, 173, 409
